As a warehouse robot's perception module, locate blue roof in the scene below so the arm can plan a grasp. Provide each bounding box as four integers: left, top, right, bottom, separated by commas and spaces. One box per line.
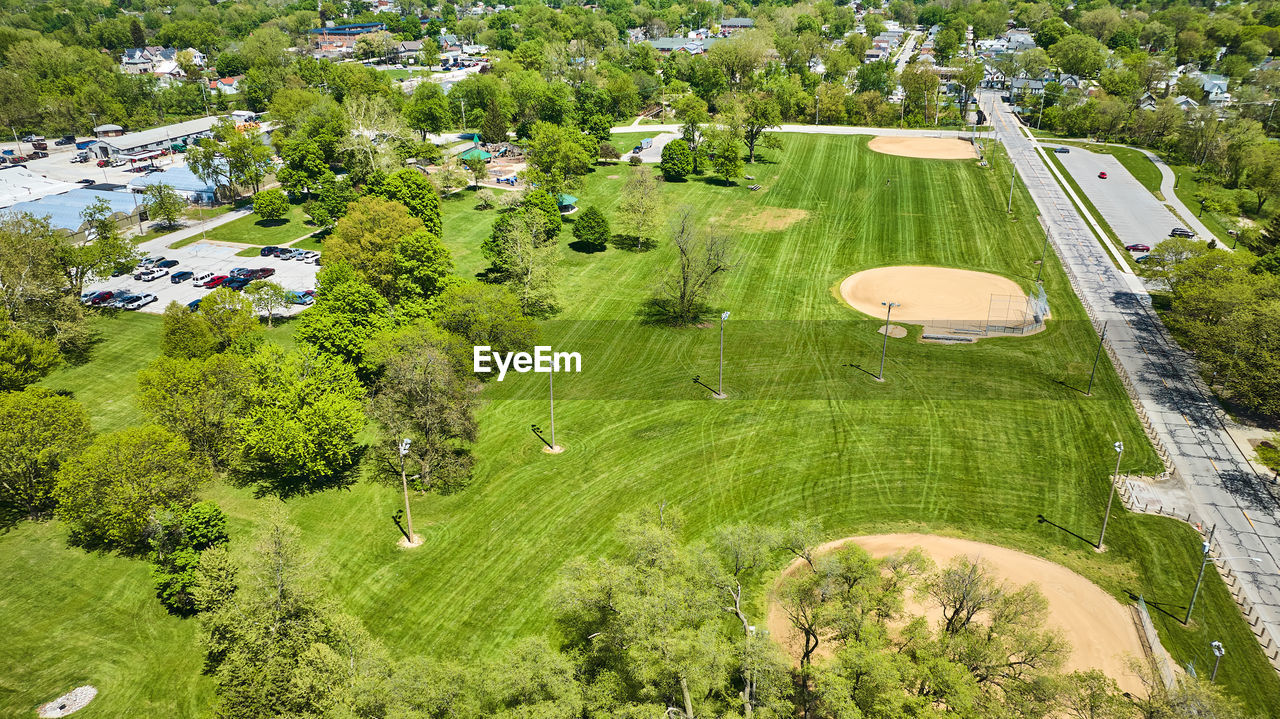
9, 189, 138, 232
309, 22, 386, 34
128, 166, 217, 194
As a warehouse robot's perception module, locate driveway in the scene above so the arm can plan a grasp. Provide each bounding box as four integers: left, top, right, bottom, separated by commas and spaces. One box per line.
1053, 147, 1185, 250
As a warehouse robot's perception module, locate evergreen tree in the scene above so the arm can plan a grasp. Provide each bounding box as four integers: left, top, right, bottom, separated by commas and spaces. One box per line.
572, 205, 610, 249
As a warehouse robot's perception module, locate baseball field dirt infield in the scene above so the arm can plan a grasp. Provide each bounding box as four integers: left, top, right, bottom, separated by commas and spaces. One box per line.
766, 533, 1148, 694
840, 265, 1030, 325
867, 136, 978, 160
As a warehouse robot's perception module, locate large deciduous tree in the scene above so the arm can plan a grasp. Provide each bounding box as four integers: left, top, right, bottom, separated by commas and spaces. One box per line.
326, 196, 426, 300
0, 388, 91, 524
650, 207, 733, 324
55, 425, 205, 552
138, 353, 252, 468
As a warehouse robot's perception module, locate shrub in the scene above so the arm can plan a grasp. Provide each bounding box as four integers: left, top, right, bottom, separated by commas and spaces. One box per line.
660, 139, 693, 180
599, 142, 620, 161
475, 189, 496, 210
251, 188, 289, 221
629, 154, 643, 166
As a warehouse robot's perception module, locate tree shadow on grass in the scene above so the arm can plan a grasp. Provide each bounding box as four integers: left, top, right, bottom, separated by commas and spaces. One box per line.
609, 234, 657, 253
568, 240, 607, 254
1125, 589, 1187, 623
253, 219, 289, 228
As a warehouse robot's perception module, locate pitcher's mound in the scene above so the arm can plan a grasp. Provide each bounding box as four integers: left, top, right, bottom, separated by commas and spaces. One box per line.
868, 136, 977, 160
841, 266, 1041, 337
766, 534, 1147, 695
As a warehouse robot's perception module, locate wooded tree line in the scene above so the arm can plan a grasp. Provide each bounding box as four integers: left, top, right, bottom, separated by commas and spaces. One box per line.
182, 506, 1254, 719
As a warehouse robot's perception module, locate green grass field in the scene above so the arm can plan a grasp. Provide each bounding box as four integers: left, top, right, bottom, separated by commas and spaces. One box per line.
6, 134, 1279, 716
181, 201, 313, 248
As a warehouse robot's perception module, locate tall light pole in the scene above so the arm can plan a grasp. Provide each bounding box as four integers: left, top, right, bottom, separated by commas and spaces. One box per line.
1210, 641, 1225, 682
1007, 169, 1017, 213
1186, 545, 1262, 624
1098, 441, 1122, 549
716, 310, 730, 399
398, 438, 416, 544
548, 370, 557, 449
1035, 231, 1051, 283
878, 302, 899, 382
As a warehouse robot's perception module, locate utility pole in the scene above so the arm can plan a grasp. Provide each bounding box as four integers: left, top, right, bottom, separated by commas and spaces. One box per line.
1086, 321, 1107, 396
1098, 441, 1122, 549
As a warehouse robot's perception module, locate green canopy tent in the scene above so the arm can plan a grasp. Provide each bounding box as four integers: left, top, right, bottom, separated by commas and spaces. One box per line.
459, 146, 492, 162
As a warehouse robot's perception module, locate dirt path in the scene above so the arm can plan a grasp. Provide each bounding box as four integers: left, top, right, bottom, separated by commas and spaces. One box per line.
765, 533, 1147, 695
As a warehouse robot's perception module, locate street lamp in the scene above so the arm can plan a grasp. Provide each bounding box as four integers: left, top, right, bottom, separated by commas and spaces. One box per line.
715, 310, 730, 399
397, 438, 417, 545
1210, 641, 1225, 682
877, 302, 899, 382
1098, 441, 1122, 549
1186, 542, 1262, 624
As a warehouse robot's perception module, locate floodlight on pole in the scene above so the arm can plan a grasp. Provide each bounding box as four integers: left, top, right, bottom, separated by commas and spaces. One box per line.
877, 302, 899, 382
1098, 441, 1122, 549
397, 437, 416, 544
715, 311, 730, 399
1210, 641, 1225, 682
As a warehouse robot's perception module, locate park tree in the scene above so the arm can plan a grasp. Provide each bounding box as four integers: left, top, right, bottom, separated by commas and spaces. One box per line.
738, 93, 782, 163
296, 269, 394, 375
251, 188, 289, 221
618, 166, 662, 250
199, 517, 391, 717
523, 121, 593, 200
368, 322, 478, 496
244, 281, 291, 328
856, 60, 895, 95
277, 137, 332, 198
463, 156, 488, 188
369, 168, 443, 235
142, 182, 186, 228
571, 205, 610, 250
234, 346, 367, 496
54, 425, 205, 552
138, 353, 251, 468
650, 207, 733, 324
430, 281, 539, 375
674, 94, 710, 172
304, 176, 359, 230
161, 301, 217, 359
200, 288, 262, 353
326, 196, 426, 300
429, 158, 470, 196
149, 500, 229, 615
481, 98, 511, 144
661, 139, 694, 180
1245, 142, 1280, 213
482, 205, 560, 317
0, 388, 91, 524
0, 327, 61, 391
68, 200, 139, 296
522, 189, 563, 240
394, 228, 456, 305
707, 125, 745, 184
404, 81, 453, 139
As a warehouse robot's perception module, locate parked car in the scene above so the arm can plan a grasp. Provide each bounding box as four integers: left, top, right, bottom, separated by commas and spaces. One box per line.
1125, 244, 1150, 252
55, 135, 76, 146
138, 256, 163, 267
139, 268, 168, 282
28, 151, 48, 159
229, 267, 253, 278
125, 293, 157, 310
88, 291, 115, 305
260, 246, 280, 257
302, 251, 320, 264
77, 178, 94, 185
20, 134, 42, 143
222, 276, 250, 291
1097, 171, 1107, 179
96, 158, 109, 167
1170, 227, 1195, 238
110, 294, 140, 309
156, 259, 179, 269
271, 247, 292, 257
1134, 255, 1150, 263
287, 249, 308, 260
286, 290, 315, 305
171, 271, 194, 284
72, 153, 89, 163
187, 298, 202, 310
203, 275, 229, 288
1053, 147, 1069, 153
30, 142, 47, 151
79, 290, 96, 303
250, 267, 276, 279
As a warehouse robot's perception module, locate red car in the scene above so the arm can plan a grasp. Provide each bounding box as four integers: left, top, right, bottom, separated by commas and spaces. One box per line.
1125, 243, 1150, 252
202, 274, 229, 288
1098, 171, 1108, 179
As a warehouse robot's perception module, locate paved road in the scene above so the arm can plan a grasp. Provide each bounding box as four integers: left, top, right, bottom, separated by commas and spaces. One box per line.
1054, 147, 1184, 251
984, 91, 1280, 668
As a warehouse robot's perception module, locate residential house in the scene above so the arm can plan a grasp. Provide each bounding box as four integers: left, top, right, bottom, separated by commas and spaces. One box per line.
119, 46, 204, 75
208, 75, 243, 94
1005, 29, 1035, 51
1193, 73, 1231, 105
398, 40, 424, 60
720, 17, 754, 33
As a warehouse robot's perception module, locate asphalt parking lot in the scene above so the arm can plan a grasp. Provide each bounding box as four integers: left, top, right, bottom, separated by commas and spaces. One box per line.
1053, 147, 1188, 251
82, 240, 319, 317
3, 135, 192, 186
